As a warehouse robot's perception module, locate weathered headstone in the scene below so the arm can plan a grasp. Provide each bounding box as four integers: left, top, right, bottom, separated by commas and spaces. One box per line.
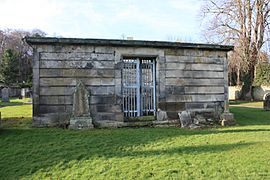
156, 108, 168, 121
263, 93, 270, 111
178, 111, 192, 128
220, 100, 235, 126
69, 80, 94, 129
21, 88, 26, 99
1, 87, 9, 102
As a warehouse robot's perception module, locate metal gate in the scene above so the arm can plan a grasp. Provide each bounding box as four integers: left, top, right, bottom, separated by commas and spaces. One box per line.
122, 57, 156, 117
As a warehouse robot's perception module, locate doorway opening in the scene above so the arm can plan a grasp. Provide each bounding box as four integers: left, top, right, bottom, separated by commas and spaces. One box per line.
122, 57, 156, 118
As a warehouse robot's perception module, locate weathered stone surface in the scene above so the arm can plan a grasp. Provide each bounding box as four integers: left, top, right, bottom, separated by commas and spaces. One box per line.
69, 117, 94, 129
178, 111, 192, 128
72, 81, 90, 116
165, 55, 224, 64
156, 109, 168, 121
153, 119, 179, 127
40, 87, 74, 96
220, 112, 235, 126
165, 49, 185, 56
263, 93, 270, 111
96, 104, 121, 113
37, 44, 95, 53
167, 102, 185, 111
33, 113, 71, 127
185, 102, 216, 109
40, 60, 115, 69
40, 95, 72, 105
40, 52, 114, 61
87, 86, 115, 95
1, 87, 9, 102
90, 96, 115, 104
39, 105, 72, 114
69, 80, 94, 129
165, 85, 185, 95
166, 70, 224, 78
166, 63, 223, 71
166, 94, 224, 102
167, 111, 179, 119
193, 114, 207, 125
185, 86, 224, 94
165, 78, 225, 86
40, 69, 115, 78
40, 77, 115, 86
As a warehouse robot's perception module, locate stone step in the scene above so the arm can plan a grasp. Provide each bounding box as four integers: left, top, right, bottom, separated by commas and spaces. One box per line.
94, 120, 180, 128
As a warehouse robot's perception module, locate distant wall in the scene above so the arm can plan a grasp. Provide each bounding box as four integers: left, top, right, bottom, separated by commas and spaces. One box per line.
253, 86, 270, 100
229, 86, 242, 100
229, 85, 270, 100
0, 87, 21, 98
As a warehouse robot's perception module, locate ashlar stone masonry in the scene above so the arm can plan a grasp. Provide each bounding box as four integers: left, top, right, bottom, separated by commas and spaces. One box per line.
26, 37, 233, 128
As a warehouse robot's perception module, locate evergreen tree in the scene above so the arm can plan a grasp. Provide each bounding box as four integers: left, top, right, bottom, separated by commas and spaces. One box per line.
0, 49, 19, 86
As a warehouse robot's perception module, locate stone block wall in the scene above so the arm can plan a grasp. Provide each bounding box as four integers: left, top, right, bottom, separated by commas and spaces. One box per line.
161, 49, 227, 119
33, 45, 121, 126
30, 39, 230, 127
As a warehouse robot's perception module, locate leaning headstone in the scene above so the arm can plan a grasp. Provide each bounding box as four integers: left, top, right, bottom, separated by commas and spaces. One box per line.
69, 80, 94, 129
263, 93, 270, 111
178, 111, 192, 128
1, 87, 9, 102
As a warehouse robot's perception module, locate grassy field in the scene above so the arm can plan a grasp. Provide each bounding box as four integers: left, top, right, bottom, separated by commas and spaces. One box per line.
0, 100, 270, 179
0, 98, 32, 128
229, 100, 263, 107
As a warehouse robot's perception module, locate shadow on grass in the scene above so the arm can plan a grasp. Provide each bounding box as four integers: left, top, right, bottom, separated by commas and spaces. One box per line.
229, 100, 251, 105
128, 142, 256, 157
0, 101, 24, 107
0, 127, 260, 179
0, 105, 269, 178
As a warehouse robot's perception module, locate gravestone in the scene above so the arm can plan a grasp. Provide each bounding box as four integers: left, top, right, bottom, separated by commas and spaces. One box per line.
220, 100, 235, 126
69, 80, 94, 129
1, 87, 9, 102
178, 111, 192, 128
156, 108, 168, 121
263, 93, 270, 111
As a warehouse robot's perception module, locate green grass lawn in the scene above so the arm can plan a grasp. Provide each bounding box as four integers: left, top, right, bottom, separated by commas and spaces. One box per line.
0, 100, 270, 179
0, 98, 32, 128
230, 100, 263, 107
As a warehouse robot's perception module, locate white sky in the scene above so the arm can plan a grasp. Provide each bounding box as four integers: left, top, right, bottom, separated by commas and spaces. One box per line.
0, 0, 203, 42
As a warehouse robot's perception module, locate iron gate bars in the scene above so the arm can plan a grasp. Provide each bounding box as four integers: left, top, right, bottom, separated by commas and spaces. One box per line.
122, 57, 156, 117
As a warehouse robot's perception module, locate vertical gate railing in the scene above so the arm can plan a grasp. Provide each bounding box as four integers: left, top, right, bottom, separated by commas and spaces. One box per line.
122, 57, 156, 117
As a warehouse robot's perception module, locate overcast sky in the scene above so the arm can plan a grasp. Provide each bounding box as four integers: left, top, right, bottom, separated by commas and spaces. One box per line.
0, 0, 203, 42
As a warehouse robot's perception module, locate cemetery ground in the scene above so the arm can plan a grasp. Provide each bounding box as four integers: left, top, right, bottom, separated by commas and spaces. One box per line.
0, 99, 270, 179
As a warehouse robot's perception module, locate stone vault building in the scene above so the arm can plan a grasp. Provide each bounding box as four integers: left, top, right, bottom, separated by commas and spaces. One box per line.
26, 37, 233, 128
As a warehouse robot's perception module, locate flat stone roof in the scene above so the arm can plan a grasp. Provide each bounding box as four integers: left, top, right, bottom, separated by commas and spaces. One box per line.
25, 37, 234, 51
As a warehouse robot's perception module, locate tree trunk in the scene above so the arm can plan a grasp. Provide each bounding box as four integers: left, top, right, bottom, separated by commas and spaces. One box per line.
240, 65, 255, 100
237, 68, 241, 85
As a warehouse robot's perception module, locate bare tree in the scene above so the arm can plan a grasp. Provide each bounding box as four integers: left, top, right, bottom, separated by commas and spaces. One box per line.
201, 0, 270, 99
